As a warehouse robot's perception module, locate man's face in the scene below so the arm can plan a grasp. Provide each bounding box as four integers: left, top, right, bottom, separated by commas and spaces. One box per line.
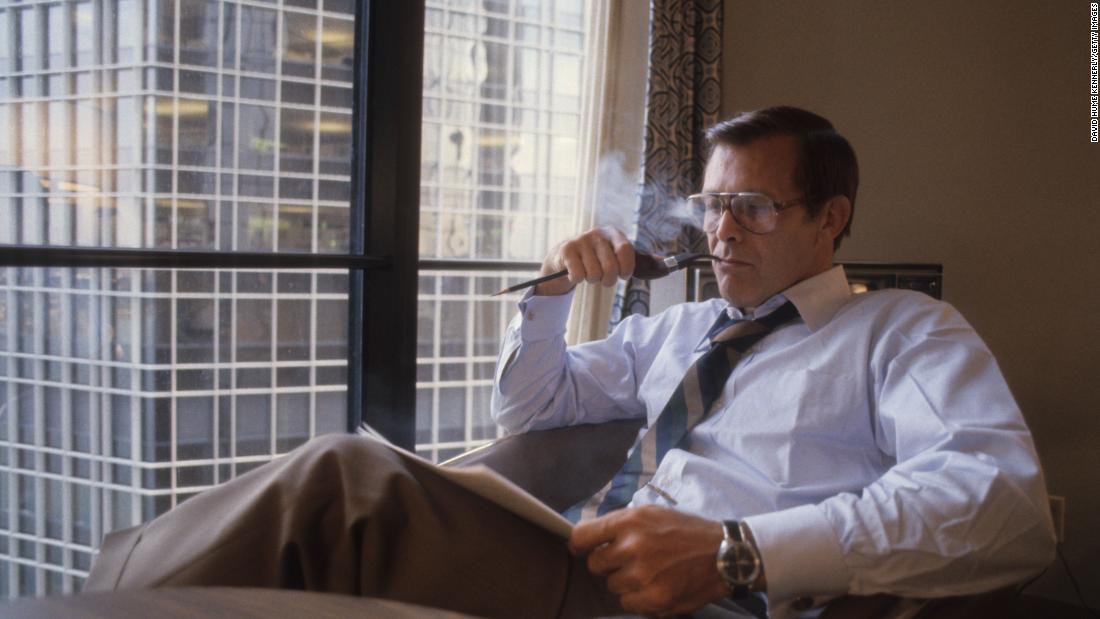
703, 135, 836, 309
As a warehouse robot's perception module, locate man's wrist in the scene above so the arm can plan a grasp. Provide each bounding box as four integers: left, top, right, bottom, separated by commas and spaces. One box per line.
741, 523, 767, 593
716, 520, 767, 598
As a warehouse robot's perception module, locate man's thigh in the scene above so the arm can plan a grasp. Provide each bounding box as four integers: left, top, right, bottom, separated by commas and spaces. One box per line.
87, 434, 612, 618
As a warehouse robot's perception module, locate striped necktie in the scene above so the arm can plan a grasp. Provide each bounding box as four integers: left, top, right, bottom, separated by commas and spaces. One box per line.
565, 301, 801, 522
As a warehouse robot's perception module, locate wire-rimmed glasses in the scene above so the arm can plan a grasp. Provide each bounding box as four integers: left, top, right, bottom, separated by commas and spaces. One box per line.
687, 192, 807, 234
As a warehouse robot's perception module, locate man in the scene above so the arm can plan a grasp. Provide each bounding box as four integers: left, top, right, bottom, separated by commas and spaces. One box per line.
85, 106, 1054, 618
491, 106, 1055, 616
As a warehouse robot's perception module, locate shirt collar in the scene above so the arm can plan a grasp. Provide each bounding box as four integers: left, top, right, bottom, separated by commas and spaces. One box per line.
782, 265, 852, 331
721, 265, 852, 333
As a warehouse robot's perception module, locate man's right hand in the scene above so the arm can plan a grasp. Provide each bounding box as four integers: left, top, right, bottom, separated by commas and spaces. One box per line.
534, 227, 636, 296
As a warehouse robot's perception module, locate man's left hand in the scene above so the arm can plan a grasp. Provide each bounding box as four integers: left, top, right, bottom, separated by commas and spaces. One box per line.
569, 505, 730, 615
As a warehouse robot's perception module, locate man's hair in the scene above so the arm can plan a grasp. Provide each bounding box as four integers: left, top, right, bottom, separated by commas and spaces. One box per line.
704, 106, 859, 250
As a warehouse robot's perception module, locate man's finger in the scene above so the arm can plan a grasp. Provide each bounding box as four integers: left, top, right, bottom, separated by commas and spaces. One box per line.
593, 240, 619, 287
584, 542, 623, 576
601, 225, 630, 246
578, 242, 603, 284
569, 513, 620, 554
617, 590, 656, 615
604, 566, 642, 594
605, 228, 635, 279
560, 244, 586, 285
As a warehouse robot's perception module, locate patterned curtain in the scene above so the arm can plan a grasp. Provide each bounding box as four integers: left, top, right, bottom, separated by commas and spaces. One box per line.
611, 0, 722, 325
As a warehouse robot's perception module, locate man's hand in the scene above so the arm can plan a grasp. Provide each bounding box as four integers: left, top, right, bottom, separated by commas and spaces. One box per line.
534, 227, 635, 296
569, 505, 730, 616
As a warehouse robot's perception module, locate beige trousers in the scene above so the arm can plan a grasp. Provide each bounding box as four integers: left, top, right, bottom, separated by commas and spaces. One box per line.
85, 434, 616, 618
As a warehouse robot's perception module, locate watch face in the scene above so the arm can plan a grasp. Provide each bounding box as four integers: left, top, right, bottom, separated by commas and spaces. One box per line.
718, 540, 760, 586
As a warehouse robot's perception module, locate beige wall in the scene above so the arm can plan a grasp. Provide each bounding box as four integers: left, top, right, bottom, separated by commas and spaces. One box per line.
721, 0, 1100, 603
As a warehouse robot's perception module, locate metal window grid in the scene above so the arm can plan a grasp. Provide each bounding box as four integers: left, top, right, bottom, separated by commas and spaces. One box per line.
0, 0, 428, 599
414, 0, 592, 461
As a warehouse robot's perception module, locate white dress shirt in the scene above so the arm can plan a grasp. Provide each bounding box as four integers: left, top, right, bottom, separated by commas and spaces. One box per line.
491, 266, 1055, 616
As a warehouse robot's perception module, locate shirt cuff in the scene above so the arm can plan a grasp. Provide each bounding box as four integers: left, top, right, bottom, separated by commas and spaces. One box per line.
743, 504, 851, 603
516, 288, 574, 341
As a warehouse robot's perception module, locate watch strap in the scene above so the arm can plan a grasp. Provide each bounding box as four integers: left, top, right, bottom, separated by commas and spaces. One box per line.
723, 520, 744, 542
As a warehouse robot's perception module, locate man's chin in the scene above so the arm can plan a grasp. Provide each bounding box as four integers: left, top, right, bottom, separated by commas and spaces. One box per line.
717, 280, 764, 310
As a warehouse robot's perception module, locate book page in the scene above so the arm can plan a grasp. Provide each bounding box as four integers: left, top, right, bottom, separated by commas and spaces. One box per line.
357, 424, 573, 538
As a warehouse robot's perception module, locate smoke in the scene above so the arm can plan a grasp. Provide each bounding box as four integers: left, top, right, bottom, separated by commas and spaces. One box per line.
591, 151, 639, 235
590, 152, 704, 254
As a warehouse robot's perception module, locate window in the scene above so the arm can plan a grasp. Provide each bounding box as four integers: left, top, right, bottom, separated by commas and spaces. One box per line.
0, 0, 421, 597
416, 0, 595, 462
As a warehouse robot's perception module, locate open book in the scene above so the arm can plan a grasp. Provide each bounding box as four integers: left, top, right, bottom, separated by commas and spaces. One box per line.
357, 422, 574, 539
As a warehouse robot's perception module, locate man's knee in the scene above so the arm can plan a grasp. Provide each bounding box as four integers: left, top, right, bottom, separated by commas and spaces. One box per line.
285, 433, 406, 482
294, 432, 391, 462
308, 432, 370, 453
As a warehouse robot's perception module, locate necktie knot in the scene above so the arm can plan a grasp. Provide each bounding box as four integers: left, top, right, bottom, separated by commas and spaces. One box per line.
709, 301, 800, 346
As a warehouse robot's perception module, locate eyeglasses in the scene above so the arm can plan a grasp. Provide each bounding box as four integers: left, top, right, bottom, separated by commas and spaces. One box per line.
687, 192, 807, 234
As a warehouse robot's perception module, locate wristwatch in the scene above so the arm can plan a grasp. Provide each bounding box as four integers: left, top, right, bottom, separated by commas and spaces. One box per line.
716, 520, 762, 598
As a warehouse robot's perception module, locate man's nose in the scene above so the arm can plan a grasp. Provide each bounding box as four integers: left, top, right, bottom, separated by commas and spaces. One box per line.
714, 207, 745, 243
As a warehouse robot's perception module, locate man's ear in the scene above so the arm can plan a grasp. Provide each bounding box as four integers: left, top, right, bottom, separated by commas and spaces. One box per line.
818, 196, 852, 244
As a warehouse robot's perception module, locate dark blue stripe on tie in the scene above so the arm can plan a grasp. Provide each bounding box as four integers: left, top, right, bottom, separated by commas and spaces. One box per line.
696, 345, 734, 411
655, 388, 687, 456
562, 502, 583, 524
597, 448, 644, 516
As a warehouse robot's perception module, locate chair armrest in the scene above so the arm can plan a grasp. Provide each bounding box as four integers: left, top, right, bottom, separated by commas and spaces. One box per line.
444, 419, 644, 512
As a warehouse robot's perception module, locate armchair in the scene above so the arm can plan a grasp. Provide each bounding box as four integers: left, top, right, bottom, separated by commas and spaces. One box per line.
444, 418, 644, 513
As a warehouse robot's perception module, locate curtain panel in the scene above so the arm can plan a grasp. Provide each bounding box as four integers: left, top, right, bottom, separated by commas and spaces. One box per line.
564, 0, 623, 346
611, 0, 723, 325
